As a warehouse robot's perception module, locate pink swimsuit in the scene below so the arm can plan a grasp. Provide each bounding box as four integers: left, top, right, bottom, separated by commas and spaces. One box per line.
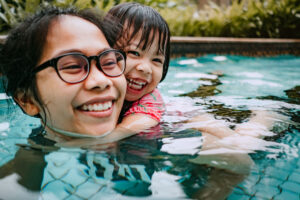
124, 88, 165, 122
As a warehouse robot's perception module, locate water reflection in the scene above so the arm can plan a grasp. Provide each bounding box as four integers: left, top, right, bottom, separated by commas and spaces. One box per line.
0, 121, 256, 200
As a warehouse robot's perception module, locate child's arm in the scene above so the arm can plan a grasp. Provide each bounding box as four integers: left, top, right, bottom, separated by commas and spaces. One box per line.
119, 114, 158, 132
117, 89, 165, 132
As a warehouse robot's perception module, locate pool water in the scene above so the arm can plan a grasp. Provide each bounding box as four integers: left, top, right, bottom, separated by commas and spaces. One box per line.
0, 55, 299, 199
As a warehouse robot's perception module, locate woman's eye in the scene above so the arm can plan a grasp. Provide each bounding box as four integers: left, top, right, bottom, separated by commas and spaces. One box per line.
59, 64, 84, 74
127, 51, 140, 57
59, 64, 83, 71
102, 60, 117, 68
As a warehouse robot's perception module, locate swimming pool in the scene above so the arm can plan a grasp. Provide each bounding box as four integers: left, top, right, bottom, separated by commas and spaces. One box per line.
0, 55, 299, 199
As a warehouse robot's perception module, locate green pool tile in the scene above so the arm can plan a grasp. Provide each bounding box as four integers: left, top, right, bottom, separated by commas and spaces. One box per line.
254, 183, 280, 199
227, 192, 251, 200
264, 167, 290, 181
60, 168, 88, 187
252, 194, 273, 200
273, 190, 299, 200
246, 172, 260, 184
41, 180, 72, 199
273, 160, 287, 170
258, 177, 283, 187
237, 183, 257, 196
280, 181, 300, 194
289, 171, 300, 184
230, 187, 249, 196
295, 167, 300, 174
274, 159, 298, 171
74, 180, 104, 199
65, 195, 82, 200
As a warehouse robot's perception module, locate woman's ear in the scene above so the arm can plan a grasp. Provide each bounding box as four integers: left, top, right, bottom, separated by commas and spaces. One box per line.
14, 92, 40, 116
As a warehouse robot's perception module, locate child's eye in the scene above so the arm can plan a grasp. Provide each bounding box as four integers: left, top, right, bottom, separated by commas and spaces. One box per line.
153, 58, 163, 64
127, 51, 140, 57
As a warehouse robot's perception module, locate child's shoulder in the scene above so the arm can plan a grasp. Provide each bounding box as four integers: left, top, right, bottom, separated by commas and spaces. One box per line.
139, 88, 163, 103
124, 88, 165, 122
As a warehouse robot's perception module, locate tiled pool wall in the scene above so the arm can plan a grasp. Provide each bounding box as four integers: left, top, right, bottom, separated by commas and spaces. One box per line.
1, 35, 300, 57
170, 37, 300, 57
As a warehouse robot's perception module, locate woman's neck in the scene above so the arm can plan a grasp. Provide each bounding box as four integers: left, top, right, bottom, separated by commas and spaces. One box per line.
43, 124, 112, 142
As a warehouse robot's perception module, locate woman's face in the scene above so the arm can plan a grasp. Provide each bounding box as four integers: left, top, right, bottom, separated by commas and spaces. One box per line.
34, 16, 126, 136
122, 29, 164, 102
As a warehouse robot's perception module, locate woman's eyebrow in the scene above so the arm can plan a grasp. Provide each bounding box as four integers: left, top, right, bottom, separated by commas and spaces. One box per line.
53, 47, 113, 57
96, 47, 114, 55
53, 49, 82, 56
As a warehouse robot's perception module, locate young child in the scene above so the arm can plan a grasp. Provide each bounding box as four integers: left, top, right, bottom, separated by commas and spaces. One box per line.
105, 3, 284, 140
106, 3, 170, 132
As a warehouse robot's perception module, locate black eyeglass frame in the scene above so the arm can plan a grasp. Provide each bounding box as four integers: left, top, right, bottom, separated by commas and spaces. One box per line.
33, 49, 126, 84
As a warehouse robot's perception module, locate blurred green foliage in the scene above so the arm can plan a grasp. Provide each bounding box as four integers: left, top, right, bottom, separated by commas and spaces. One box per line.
0, 0, 299, 38
160, 0, 300, 38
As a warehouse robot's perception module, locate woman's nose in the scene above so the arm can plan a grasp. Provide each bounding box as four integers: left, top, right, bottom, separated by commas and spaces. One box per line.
84, 62, 112, 91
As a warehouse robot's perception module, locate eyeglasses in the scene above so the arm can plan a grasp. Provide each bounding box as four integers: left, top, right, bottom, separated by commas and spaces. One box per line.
33, 49, 126, 84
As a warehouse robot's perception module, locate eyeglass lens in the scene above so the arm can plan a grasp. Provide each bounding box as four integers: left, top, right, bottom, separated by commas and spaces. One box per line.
56, 51, 125, 83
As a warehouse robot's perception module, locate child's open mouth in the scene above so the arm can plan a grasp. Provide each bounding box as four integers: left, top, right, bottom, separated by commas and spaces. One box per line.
127, 78, 147, 90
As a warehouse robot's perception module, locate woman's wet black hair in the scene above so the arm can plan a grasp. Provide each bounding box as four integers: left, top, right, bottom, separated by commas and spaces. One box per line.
0, 6, 120, 118
107, 2, 170, 82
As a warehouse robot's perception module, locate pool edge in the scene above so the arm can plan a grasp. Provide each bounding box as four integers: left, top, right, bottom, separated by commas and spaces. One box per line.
170, 37, 300, 57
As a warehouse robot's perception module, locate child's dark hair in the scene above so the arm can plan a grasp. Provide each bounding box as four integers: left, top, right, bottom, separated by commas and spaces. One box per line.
0, 6, 119, 117
107, 2, 170, 82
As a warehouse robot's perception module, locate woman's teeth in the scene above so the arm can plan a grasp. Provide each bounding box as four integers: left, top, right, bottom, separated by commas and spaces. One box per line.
81, 101, 112, 111
127, 79, 146, 90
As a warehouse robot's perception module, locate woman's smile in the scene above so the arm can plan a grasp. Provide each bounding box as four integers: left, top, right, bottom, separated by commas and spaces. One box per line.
76, 98, 115, 118
80, 101, 112, 112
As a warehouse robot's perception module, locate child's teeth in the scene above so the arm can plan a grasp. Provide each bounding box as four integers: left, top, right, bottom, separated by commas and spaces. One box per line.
128, 79, 146, 89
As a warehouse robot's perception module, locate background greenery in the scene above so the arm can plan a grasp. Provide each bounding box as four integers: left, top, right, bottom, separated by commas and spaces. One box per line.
0, 0, 299, 38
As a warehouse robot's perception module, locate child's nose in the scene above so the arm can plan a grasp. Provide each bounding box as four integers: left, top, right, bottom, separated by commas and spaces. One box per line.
136, 62, 152, 74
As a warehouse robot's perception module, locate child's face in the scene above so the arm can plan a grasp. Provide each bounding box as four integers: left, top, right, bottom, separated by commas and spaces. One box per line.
122, 30, 164, 101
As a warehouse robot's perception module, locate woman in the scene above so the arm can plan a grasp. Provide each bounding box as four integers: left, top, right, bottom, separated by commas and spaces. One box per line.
0, 6, 127, 140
